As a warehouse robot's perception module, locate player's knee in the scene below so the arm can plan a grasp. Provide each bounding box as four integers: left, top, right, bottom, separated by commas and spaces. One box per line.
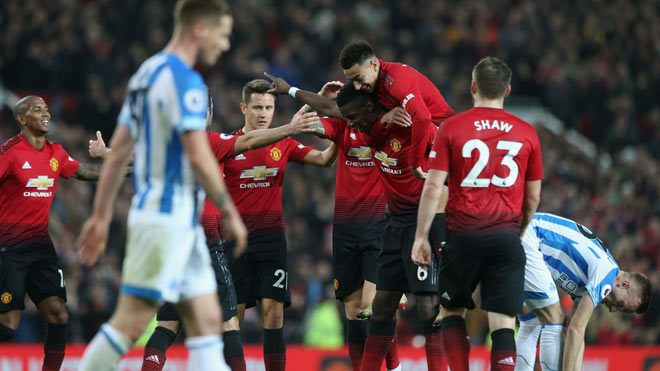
535, 302, 564, 325
0, 323, 16, 341
222, 316, 240, 332
344, 299, 364, 319
415, 296, 439, 322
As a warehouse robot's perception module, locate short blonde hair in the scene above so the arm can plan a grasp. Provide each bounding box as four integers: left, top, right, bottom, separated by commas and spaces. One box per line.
173, 0, 229, 31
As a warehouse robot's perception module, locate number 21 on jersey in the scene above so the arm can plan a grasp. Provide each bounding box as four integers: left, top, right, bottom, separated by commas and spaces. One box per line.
461, 139, 523, 188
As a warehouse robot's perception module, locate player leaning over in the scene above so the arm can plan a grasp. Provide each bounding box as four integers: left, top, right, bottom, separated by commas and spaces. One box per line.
76, 1, 246, 370
0, 96, 104, 371
88, 94, 321, 371
515, 212, 651, 371
413, 56, 543, 371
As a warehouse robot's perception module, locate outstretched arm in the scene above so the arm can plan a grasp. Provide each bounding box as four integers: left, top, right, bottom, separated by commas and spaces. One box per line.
73, 163, 103, 181
234, 110, 320, 155
264, 72, 344, 119
301, 143, 338, 167
563, 296, 594, 371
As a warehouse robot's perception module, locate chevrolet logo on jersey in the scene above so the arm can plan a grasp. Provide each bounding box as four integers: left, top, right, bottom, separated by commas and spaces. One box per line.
240, 166, 278, 180
26, 176, 54, 190
374, 151, 398, 167
347, 146, 372, 160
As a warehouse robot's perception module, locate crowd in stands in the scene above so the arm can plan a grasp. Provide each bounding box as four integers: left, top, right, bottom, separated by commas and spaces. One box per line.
1, 0, 658, 346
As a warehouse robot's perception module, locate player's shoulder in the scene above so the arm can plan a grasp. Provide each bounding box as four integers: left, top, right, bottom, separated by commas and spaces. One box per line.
0, 135, 22, 155
207, 131, 236, 141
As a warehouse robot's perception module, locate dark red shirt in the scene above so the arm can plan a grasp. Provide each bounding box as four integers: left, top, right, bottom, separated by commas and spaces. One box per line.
320, 117, 386, 241
368, 119, 437, 216
429, 107, 543, 232
221, 129, 312, 249
199, 132, 239, 245
0, 134, 80, 250
376, 59, 454, 169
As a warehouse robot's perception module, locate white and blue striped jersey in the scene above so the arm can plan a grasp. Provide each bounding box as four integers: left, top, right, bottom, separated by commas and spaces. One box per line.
117, 52, 208, 226
524, 212, 619, 307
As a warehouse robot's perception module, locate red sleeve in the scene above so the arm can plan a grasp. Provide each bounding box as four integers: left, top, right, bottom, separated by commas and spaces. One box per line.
58, 146, 80, 179
368, 118, 389, 148
287, 139, 314, 163
385, 68, 435, 169
428, 122, 451, 171
0, 153, 9, 181
208, 132, 239, 163
319, 117, 345, 143
525, 130, 544, 180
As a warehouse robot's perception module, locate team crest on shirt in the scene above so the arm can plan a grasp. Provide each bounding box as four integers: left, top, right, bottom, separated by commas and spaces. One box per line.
389, 138, 401, 152
49, 158, 59, 171
333, 279, 339, 291
0, 292, 11, 304
601, 284, 612, 299
270, 147, 282, 161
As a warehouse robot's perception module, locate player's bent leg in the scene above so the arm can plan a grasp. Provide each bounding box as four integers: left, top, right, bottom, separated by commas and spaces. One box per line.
37, 296, 68, 371
222, 316, 246, 371
514, 312, 541, 371
533, 302, 565, 371
416, 293, 446, 371
487, 312, 517, 371
0, 310, 20, 340
141, 321, 181, 371
360, 290, 401, 371
261, 298, 285, 371
79, 294, 157, 370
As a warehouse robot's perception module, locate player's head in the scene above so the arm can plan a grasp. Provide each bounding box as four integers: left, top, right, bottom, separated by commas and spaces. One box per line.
336, 84, 382, 134
13, 96, 50, 135
340, 41, 380, 93
173, 0, 233, 65
601, 271, 652, 314
471, 56, 512, 101
240, 79, 276, 131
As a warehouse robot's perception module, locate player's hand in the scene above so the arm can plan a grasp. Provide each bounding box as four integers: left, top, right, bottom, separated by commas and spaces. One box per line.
318, 81, 344, 99
286, 107, 321, 135
411, 237, 432, 268
264, 72, 292, 96
411, 166, 428, 179
224, 210, 248, 258
381, 107, 412, 128
76, 216, 110, 267
89, 131, 109, 159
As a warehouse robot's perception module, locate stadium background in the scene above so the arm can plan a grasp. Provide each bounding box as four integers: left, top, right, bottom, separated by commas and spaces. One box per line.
0, 0, 659, 366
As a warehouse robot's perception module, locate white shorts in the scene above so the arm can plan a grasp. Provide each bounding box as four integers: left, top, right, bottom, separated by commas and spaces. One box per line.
120, 209, 217, 303
521, 228, 560, 310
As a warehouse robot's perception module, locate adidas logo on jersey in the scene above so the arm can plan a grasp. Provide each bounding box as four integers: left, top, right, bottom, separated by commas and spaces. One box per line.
235, 154, 246, 160
22, 161, 31, 169
498, 356, 514, 366
145, 355, 160, 364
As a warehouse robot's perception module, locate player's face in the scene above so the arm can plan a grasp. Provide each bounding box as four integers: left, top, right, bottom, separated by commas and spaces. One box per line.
344, 59, 379, 93
241, 93, 275, 131
198, 15, 233, 65
341, 101, 379, 134
19, 98, 51, 135
601, 286, 638, 313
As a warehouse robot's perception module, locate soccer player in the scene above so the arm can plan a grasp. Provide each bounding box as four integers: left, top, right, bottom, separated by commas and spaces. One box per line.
303, 81, 411, 371
0, 96, 103, 371
75, 1, 246, 370
412, 56, 543, 371
272, 78, 448, 370
217, 78, 337, 371
515, 212, 651, 371
266, 41, 454, 179
89, 93, 321, 371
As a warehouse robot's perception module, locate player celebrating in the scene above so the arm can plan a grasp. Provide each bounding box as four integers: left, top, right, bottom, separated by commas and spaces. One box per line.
412, 56, 543, 371
76, 1, 246, 370
515, 212, 651, 371
90, 93, 321, 371
218, 79, 336, 371
268, 41, 454, 179
0, 96, 103, 371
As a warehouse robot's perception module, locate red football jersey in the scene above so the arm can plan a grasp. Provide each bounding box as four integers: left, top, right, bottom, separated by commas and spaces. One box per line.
376, 59, 454, 169
199, 132, 239, 245
221, 128, 312, 249
0, 134, 80, 249
369, 120, 436, 215
320, 117, 386, 241
429, 107, 543, 232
